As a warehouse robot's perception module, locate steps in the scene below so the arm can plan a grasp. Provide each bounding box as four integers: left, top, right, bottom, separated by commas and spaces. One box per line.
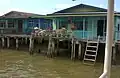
83, 37, 100, 65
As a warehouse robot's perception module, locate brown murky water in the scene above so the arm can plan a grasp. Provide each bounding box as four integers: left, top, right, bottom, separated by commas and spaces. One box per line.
0, 49, 120, 78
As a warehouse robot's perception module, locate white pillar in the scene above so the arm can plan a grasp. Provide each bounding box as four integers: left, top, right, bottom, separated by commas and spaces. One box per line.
103, 0, 114, 78
83, 18, 85, 39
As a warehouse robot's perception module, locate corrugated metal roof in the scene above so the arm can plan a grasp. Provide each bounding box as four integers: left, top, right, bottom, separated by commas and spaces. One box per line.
0, 11, 44, 19
47, 12, 120, 17
53, 4, 108, 14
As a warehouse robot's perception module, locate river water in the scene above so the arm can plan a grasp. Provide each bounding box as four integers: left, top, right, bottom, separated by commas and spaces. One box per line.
0, 49, 120, 78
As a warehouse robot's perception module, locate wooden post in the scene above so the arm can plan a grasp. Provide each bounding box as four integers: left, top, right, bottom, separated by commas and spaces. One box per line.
21, 37, 24, 44
71, 37, 74, 60
52, 39, 55, 57
71, 37, 75, 60
2, 37, 5, 48
25, 37, 28, 44
68, 40, 70, 51
56, 39, 59, 56
48, 35, 52, 57
16, 37, 19, 50
7, 37, 10, 48
29, 36, 34, 54
112, 43, 116, 65
78, 42, 82, 60
73, 41, 76, 59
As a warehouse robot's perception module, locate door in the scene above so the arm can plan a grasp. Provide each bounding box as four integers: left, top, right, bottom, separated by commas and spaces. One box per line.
18, 20, 23, 33
97, 20, 104, 36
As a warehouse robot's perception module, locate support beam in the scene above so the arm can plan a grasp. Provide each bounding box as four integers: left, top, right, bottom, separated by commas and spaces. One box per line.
25, 37, 28, 44
112, 43, 116, 65
29, 36, 34, 55
56, 39, 59, 56
2, 37, 5, 48
52, 39, 55, 57
7, 37, 10, 48
78, 42, 82, 59
16, 38, 19, 50
71, 37, 75, 60
47, 35, 52, 57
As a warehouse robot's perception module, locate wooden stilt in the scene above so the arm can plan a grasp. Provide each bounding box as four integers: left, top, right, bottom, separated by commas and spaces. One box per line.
16, 37, 19, 50
71, 37, 75, 60
56, 39, 59, 56
112, 43, 116, 65
21, 37, 24, 44
78, 42, 82, 60
52, 39, 55, 57
7, 37, 10, 48
29, 36, 34, 55
48, 35, 52, 57
73, 41, 76, 59
2, 37, 5, 48
25, 37, 28, 44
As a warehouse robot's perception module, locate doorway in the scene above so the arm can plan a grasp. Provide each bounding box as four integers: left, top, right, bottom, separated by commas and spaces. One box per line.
18, 20, 23, 33
97, 20, 104, 36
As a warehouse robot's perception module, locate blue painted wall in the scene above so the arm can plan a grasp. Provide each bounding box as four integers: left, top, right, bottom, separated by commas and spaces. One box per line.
23, 18, 52, 34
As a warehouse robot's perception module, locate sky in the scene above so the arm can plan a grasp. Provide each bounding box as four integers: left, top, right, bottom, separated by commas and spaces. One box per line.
0, 0, 120, 15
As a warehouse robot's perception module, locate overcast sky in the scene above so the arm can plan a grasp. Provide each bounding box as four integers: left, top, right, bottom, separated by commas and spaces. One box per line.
0, 0, 119, 15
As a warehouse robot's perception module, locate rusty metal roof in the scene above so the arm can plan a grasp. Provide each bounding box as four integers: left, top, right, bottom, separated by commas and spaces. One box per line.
0, 11, 44, 19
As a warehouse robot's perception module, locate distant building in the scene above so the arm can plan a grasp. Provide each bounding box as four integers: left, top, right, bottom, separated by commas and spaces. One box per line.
0, 11, 52, 34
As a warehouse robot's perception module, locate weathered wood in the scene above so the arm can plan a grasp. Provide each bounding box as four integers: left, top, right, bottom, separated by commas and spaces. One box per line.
29, 36, 34, 55
68, 40, 70, 51
73, 41, 76, 59
55, 39, 59, 56
52, 39, 55, 57
2, 37, 5, 48
112, 44, 116, 65
71, 37, 75, 60
71, 38, 74, 60
25, 37, 28, 44
47, 35, 52, 57
16, 38, 19, 50
78, 42, 82, 59
7, 37, 10, 48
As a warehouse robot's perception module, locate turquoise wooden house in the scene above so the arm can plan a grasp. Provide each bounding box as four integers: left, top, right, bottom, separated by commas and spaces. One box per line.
47, 4, 120, 42
0, 11, 52, 34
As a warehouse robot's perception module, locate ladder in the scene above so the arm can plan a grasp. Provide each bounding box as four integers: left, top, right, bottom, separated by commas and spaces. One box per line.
83, 36, 100, 65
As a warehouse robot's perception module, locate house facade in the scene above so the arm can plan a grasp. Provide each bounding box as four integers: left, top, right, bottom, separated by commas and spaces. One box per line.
47, 4, 120, 41
0, 11, 52, 34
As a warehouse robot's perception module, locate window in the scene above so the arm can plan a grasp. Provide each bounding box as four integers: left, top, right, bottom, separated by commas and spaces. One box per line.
75, 21, 83, 30
8, 20, 14, 28
74, 20, 88, 31
0, 21, 5, 28
28, 20, 34, 27
60, 21, 68, 29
